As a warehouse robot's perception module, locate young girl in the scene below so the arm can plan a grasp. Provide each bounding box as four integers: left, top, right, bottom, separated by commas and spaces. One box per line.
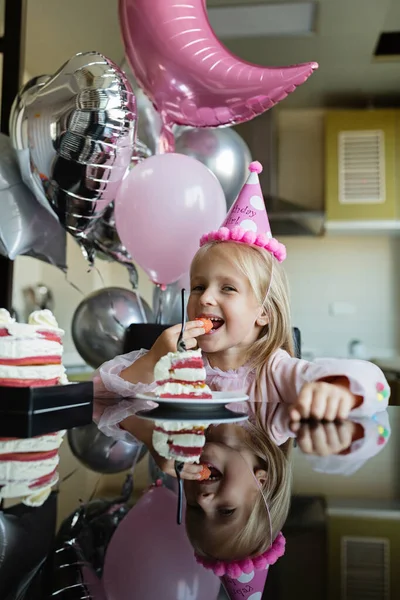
93, 162, 389, 590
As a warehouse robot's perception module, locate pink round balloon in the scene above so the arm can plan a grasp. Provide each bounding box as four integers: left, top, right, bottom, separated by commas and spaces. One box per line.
119, 0, 318, 146
114, 153, 226, 285
102, 486, 220, 600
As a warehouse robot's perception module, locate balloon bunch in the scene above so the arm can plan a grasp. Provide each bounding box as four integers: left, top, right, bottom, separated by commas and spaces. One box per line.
6, 1, 317, 327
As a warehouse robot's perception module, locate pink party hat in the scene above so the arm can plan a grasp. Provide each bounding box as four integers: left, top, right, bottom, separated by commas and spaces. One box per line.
196, 532, 286, 600
200, 161, 286, 262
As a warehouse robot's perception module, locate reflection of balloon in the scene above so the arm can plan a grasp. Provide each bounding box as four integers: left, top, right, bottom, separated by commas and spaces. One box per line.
10, 52, 136, 240
121, 58, 162, 155
72, 287, 153, 368
68, 423, 146, 474
103, 486, 220, 600
175, 127, 252, 210
0, 133, 66, 269
119, 0, 317, 147
115, 153, 226, 285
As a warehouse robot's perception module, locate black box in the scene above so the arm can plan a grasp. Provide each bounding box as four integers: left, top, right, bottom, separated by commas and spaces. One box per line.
0, 382, 93, 438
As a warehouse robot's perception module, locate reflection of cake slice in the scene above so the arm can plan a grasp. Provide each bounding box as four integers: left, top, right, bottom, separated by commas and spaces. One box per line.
0, 308, 67, 387
0, 430, 65, 507
154, 349, 212, 399
152, 421, 206, 463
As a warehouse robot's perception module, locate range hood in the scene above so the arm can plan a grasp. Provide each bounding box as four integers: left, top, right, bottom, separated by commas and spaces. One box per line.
252, 110, 325, 236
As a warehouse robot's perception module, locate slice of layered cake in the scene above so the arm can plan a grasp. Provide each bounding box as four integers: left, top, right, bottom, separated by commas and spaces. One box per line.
152, 421, 207, 463
154, 348, 212, 399
0, 309, 67, 387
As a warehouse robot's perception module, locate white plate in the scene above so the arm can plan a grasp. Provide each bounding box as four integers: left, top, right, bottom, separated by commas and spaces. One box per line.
136, 405, 249, 425
135, 391, 249, 405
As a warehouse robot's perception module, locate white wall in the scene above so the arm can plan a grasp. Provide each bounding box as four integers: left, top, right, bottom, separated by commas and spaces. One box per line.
281, 235, 398, 359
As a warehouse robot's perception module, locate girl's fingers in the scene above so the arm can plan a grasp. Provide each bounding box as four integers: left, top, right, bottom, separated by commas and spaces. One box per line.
183, 326, 206, 340
291, 384, 313, 420
322, 396, 340, 422
309, 391, 328, 420
337, 396, 352, 420
169, 463, 203, 480
296, 426, 314, 454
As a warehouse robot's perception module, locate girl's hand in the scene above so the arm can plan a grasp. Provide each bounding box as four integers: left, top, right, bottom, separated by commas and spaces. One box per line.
290, 421, 355, 456
120, 320, 206, 384
289, 381, 361, 422
148, 320, 206, 364
150, 449, 204, 480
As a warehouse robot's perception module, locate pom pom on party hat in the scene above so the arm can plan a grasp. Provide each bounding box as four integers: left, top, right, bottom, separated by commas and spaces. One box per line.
200, 161, 286, 262
196, 532, 286, 599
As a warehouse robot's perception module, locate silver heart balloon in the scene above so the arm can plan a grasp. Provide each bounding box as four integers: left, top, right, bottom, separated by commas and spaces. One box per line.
10, 52, 137, 240
0, 133, 66, 269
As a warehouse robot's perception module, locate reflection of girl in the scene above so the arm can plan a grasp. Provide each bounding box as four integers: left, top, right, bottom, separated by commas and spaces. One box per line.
94, 162, 389, 583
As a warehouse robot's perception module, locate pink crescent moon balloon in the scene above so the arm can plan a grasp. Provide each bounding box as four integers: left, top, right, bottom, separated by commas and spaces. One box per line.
119, 0, 318, 139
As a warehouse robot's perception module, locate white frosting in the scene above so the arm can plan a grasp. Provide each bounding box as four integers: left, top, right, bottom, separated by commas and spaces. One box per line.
0, 472, 59, 501
0, 363, 65, 381
154, 421, 207, 431
0, 309, 15, 324
0, 309, 64, 339
0, 454, 59, 482
0, 338, 63, 359
0, 431, 66, 455
169, 367, 206, 381
155, 382, 211, 397
154, 349, 203, 382
28, 309, 59, 329
23, 484, 54, 507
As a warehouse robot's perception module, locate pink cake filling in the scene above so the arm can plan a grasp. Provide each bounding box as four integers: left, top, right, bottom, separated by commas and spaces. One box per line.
169, 445, 203, 458
171, 358, 204, 369
29, 468, 58, 489
0, 328, 61, 344
0, 449, 58, 462
0, 356, 61, 366
0, 377, 59, 387
160, 392, 212, 399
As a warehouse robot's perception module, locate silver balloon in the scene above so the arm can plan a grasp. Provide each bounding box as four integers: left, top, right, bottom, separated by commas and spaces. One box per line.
152, 272, 190, 324
152, 281, 183, 325
121, 58, 162, 155
10, 52, 137, 240
68, 422, 146, 474
175, 127, 252, 210
72, 287, 153, 368
0, 133, 66, 269
88, 202, 138, 288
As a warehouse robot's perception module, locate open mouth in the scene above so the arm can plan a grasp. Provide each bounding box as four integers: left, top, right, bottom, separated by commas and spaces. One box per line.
200, 463, 223, 481
198, 316, 225, 333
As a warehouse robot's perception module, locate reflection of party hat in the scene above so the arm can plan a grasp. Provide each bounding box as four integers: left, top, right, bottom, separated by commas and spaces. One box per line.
200, 161, 286, 262
196, 532, 286, 600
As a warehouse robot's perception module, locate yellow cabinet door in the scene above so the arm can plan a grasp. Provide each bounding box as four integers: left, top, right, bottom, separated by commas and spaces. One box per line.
325, 110, 398, 221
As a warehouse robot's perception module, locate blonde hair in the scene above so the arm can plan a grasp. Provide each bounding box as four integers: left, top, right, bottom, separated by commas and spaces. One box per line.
187, 240, 294, 560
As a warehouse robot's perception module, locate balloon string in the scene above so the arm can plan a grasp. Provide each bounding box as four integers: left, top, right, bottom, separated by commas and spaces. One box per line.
64, 272, 85, 298
90, 263, 126, 332
155, 285, 164, 325
133, 289, 148, 324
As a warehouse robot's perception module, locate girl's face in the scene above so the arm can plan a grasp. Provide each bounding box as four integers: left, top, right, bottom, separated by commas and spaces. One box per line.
187, 244, 266, 361
184, 425, 266, 559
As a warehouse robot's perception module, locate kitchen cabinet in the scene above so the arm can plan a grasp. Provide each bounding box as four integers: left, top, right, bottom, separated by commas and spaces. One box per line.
325, 110, 400, 224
